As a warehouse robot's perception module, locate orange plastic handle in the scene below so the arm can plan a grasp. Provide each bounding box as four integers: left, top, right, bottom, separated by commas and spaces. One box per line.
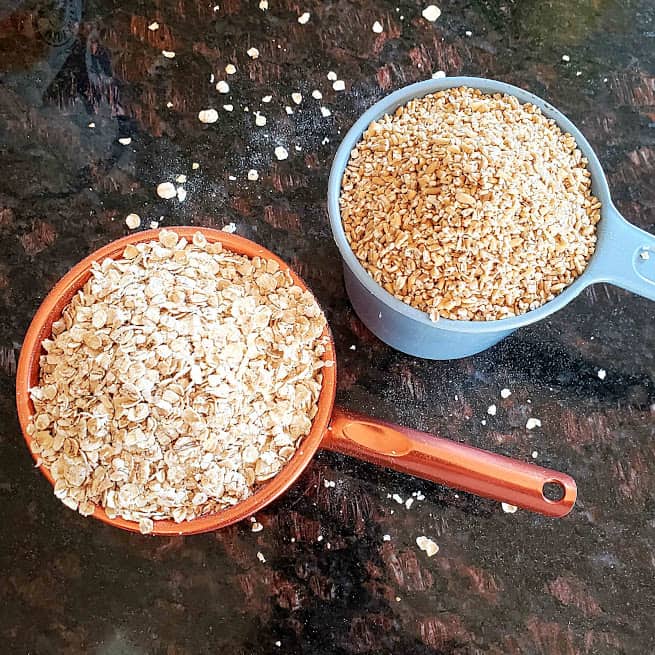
322, 407, 577, 517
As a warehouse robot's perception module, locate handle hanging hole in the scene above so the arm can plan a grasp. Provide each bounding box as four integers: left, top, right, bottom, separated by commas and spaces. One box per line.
542, 480, 565, 502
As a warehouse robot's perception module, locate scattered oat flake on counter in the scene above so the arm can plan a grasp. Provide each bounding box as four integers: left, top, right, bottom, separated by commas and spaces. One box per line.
176, 174, 187, 183
148, 21, 159, 31
166, 101, 173, 108
247, 47, 260, 59
298, 11, 310, 24
392, 493, 403, 504
198, 108, 219, 124
176, 187, 187, 202
465, 30, 472, 36
502, 503, 518, 514
312, 89, 322, 99
162, 50, 175, 58
223, 104, 234, 112
416, 536, 439, 557
156, 182, 177, 199
640, 250, 650, 260
562, 54, 570, 62
118, 137, 132, 145
88, 122, 95, 128
333, 80, 346, 91
320, 107, 331, 117
383, 534, 391, 541
275, 146, 289, 160
597, 369, 607, 380
192, 162, 200, 169
275, 642, 281, 648
222, 222, 237, 233
251, 522, 263, 532
327, 71, 337, 81
285, 106, 294, 115
372, 21, 383, 33
291, 92, 302, 105
432, 70, 446, 79
500, 388, 512, 399
125, 213, 141, 229
257, 551, 266, 563
247, 169, 259, 181
139, 517, 154, 534
262, 95, 272, 103
532, 451, 538, 459
526, 418, 542, 430
225, 63, 236, 74
216, 80, 230, 93
422, 5, 441, 21
259, 0, 268, 9
487, 404, 497, 416
405, 498, 414, 509
255, 113, 267, 126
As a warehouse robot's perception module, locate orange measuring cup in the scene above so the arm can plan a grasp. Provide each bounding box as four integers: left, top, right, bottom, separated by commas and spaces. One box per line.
15, 227, 577, 535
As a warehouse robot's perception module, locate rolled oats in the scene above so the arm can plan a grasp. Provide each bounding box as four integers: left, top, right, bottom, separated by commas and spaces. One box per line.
28, 230, 328, 533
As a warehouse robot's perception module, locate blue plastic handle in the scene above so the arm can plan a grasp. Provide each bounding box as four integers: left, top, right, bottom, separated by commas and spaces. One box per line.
587, 204, 655, 300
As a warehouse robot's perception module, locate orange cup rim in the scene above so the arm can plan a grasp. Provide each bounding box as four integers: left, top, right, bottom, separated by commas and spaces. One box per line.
15, 227, 337, 535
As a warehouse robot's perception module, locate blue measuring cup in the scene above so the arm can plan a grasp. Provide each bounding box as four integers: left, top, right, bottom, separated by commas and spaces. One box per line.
328, 77, 655, 360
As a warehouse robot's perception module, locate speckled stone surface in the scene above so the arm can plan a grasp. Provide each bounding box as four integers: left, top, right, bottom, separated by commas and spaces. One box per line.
1, 1, 654, 653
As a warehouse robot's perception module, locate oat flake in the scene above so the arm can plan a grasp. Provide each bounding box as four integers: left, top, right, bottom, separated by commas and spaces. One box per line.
416, 536, 439, 557
125, 214, 141, 229
156, 182, 177, 199
526, 418, 542, 430
198, 109, 219, 124
422, 5, 441, 22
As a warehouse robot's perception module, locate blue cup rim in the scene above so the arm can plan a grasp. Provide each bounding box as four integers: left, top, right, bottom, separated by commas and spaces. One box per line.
327, 76, 615, 334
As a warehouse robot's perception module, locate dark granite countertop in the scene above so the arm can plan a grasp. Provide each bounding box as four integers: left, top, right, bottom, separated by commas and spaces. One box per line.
1, 1, 654, 653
